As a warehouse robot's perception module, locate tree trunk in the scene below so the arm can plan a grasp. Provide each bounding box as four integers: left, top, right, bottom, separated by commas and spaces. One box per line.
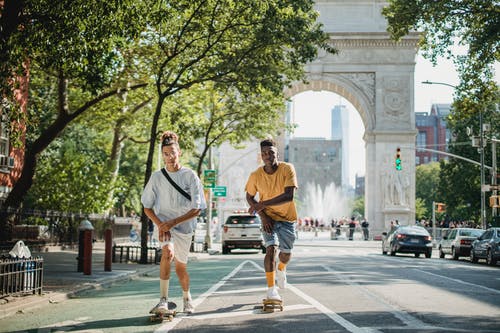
140, 95, 165, 263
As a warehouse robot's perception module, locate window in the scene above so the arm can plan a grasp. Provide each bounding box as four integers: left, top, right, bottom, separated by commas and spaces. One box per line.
416, 132, 427, 147
0, 112, 8, 156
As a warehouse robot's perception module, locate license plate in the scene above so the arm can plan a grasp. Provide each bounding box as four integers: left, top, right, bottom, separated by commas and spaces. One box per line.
410, 238, 419, 243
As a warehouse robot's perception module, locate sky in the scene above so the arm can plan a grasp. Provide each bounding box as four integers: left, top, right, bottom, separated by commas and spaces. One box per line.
291, 53, 460, 187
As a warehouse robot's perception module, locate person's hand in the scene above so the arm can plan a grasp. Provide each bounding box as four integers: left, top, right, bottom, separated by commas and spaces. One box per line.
253, 202, 266, 213
159, 220, 173, 234
165, 242, 174, 262
260, 214, 274, 234
159, 230, 171, 242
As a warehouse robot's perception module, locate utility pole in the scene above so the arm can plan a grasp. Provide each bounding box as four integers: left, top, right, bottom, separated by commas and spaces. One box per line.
205, 147, 213, 250
491, 137, 498, 218
479, 110, 486, 229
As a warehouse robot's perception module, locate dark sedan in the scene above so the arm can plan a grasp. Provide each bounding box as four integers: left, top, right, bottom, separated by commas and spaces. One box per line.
382, 226, 433, 258
470, 227, 500, 266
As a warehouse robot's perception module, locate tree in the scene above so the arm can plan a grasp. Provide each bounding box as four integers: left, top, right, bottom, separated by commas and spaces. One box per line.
137, 0, 336, 261
382, 0, 499, 116
415, 162, 440, 217
160, 82, 290, 177
0, 0, 149, 241
383, 0, 499, 224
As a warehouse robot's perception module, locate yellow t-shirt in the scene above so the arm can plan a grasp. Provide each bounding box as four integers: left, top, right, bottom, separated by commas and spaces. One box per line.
245, 162, 298, 222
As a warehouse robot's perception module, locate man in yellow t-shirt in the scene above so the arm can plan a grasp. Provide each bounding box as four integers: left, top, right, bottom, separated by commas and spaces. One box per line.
245, 138, 298, 301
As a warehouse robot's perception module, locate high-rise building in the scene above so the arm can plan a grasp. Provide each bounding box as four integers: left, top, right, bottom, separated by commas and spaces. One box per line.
331, 105, 349, 189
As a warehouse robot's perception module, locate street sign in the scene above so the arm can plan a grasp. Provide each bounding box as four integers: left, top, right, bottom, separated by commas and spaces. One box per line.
204, 169, 216, 188
212, 186, 227, 197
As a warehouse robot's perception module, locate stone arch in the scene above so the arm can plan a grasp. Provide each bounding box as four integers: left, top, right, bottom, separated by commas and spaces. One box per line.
278, 0, 421, 236
285, 78, 375, 132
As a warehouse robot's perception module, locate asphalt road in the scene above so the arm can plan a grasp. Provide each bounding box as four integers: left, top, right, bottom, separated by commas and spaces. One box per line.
2, 240, 499, 333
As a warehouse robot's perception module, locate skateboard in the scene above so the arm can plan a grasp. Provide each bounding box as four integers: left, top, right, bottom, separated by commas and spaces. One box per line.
150, 301, 177, 322
262, 298, 284, 312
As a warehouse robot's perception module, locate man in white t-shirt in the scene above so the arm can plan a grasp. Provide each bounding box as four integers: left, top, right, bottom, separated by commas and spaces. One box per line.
142, 131, 206, 314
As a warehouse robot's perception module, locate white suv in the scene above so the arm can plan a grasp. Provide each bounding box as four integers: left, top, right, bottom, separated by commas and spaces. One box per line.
221, 214, 265, 254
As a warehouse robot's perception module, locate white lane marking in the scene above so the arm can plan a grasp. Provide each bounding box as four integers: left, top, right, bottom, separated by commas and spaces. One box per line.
213, 287, 266, 294
414, 269, 500, 295
190, 303, 315, 320
246, 260, 372, 333
321, 264, 428, 329
231, 276, 263, 281
155, 260, 253, 333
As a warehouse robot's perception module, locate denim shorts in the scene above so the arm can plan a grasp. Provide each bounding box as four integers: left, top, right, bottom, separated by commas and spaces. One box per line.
262, 221, 296, 253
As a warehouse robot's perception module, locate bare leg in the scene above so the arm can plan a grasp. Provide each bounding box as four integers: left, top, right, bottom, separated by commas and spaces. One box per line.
175, 260, 190, 292
160, 245, 172, 280
278, 252, 291, 265
264, 245, 278, 272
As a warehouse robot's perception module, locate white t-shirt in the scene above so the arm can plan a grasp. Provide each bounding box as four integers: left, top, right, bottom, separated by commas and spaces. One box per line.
141, 167, 207, 234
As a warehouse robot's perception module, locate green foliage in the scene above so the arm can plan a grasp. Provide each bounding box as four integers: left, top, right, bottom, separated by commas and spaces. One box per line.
415, 162, 440, 216
351, 196, 365, 218
24, 124, 113, 213
383, 0, 499, 117
415, 198, 428, 220
160, 82, 289, 176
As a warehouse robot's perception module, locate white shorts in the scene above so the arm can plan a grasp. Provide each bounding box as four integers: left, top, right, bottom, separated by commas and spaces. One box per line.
160, 229, 193, 264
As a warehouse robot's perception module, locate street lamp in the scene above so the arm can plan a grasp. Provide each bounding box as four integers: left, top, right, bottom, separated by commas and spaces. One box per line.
421, 80, 457, 89
422, 80, 487, 229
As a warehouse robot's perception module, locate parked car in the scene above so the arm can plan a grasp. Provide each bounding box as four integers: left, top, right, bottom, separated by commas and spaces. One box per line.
470, 227, 500, 265
382, 225, 433, 258
438, 228, 484, 260
221, 213, 265, 254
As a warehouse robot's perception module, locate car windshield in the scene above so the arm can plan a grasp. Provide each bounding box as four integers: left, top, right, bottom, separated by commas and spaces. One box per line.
458, 229, 483, 237
226, 216, 260, 225
497, 230, 500, 238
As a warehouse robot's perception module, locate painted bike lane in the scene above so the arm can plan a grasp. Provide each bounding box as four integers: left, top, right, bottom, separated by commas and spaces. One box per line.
0, 257, 240, 333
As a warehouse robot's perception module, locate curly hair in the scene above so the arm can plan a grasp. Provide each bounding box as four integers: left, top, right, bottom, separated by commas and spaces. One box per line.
161, 131, 179, 147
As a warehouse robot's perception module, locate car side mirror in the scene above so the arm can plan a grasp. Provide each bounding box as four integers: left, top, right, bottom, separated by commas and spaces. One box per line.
382, 232, 387, 236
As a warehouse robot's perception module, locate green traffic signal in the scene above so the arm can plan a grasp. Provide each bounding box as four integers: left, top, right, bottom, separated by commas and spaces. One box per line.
395, 158, 402, 170
395, 148, 402, 170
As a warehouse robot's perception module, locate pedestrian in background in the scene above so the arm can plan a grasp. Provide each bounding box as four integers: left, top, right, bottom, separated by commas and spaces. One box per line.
245, 138, 298, 302
142, 131, 206, 314
361, 218, 369, 240
348, 217, 356, 240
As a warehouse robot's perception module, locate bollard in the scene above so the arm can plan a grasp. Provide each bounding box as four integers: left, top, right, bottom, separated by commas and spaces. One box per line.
104, 229, 112, 272
77, 218, 94, 272
83, 229, 92, 275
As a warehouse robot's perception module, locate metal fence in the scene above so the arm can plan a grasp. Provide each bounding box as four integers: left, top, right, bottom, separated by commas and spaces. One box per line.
0, 257, 44, 297
112, 245, 160, 264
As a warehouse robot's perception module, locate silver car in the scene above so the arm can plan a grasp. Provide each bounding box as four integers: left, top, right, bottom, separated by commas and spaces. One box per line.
470, 227, 500, 265
438, 228, 484, 260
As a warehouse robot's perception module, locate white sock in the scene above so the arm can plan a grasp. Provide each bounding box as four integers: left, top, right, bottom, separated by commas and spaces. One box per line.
160, 279, 169, 299
183, 290, 191, 300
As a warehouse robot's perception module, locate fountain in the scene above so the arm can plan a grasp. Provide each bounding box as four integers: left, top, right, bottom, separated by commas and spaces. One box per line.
300, 182, 351, 221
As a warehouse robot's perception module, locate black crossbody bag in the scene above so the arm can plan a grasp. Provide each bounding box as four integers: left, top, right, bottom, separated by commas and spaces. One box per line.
161, 168, 192, 201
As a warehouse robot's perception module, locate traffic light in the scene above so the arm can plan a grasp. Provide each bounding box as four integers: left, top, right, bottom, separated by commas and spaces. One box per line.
436, 203, 446, 212
395, 147, 402, 170
490, 195, 500, 208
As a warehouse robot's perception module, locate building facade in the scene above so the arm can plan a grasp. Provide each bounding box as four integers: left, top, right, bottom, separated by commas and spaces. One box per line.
415, 103, 451, 165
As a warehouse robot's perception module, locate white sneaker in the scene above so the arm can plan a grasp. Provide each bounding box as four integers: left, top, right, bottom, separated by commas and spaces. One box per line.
183, 298, 195, 314
266, 287, 281, 301
150, 297, 168, 314
276, 268, 287, 289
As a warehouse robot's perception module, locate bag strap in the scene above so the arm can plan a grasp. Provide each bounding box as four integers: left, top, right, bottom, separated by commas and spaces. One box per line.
161, 168, 191, 201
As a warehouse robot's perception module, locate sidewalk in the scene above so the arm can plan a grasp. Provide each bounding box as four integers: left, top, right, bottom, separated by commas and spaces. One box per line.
0, 241, 213, 319
0, 231, 378, 319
